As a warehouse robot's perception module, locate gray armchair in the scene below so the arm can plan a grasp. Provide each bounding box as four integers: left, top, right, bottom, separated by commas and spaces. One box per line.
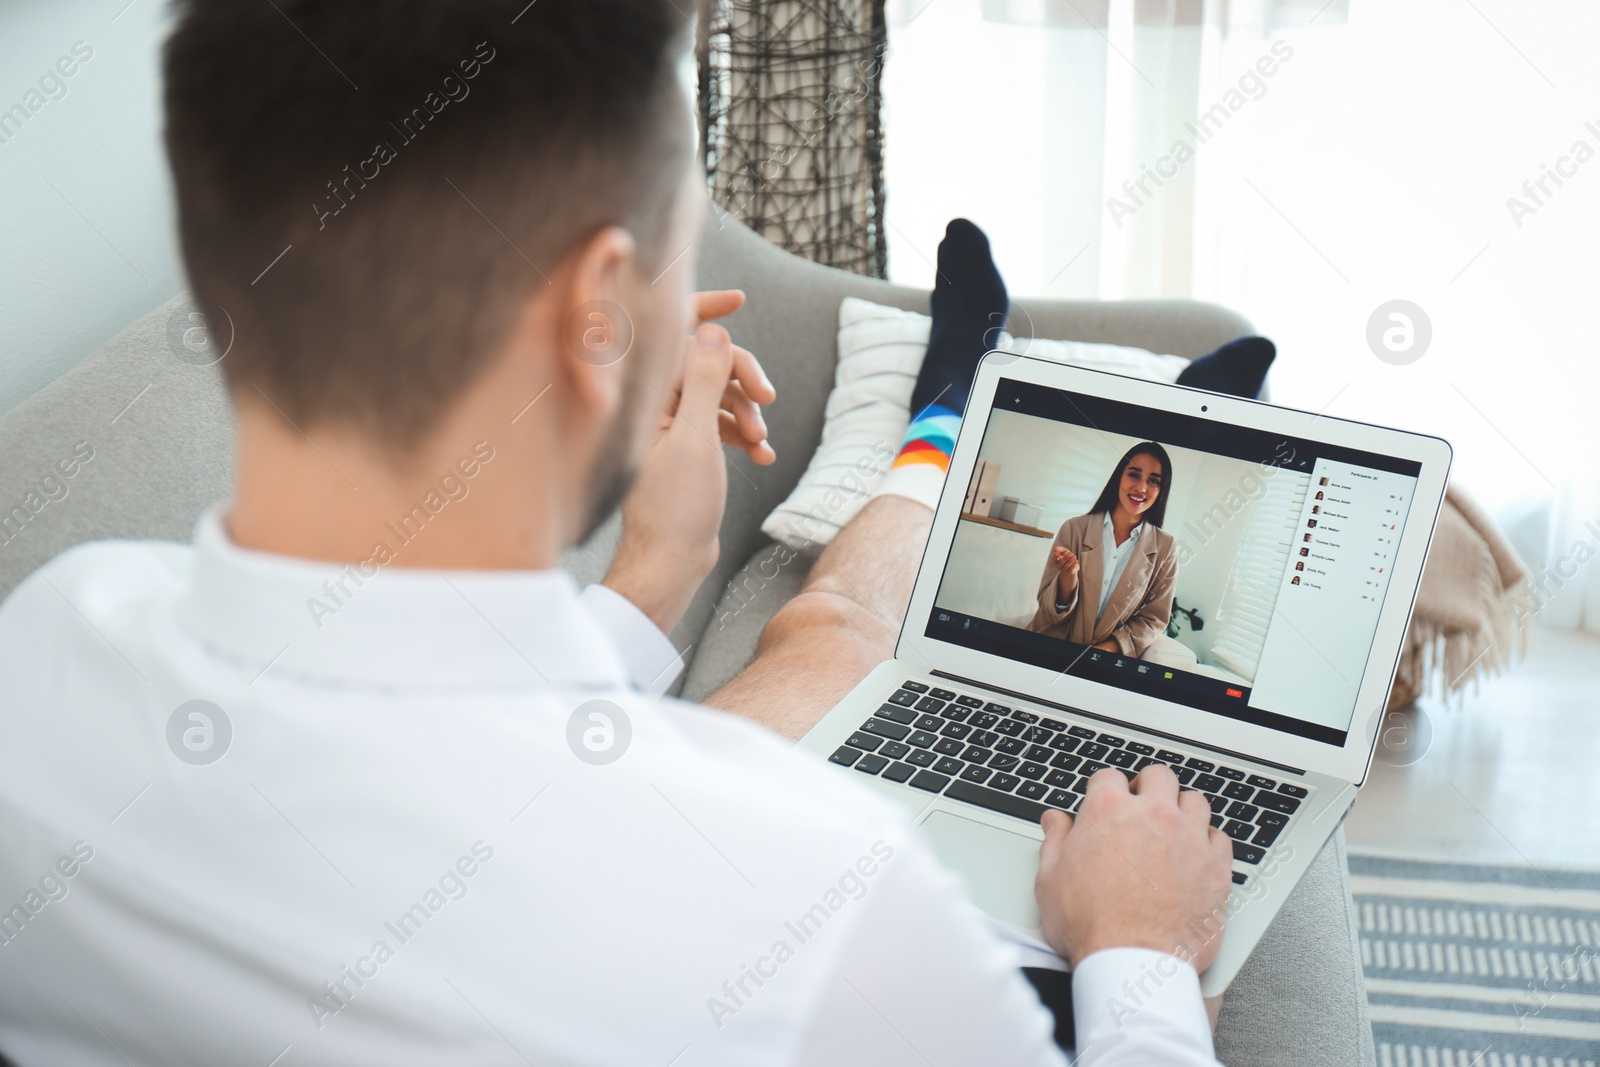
0, 213, 1373, 1066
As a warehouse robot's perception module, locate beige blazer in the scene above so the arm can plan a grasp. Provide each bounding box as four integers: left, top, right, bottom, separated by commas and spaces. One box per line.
1026, 512, 1178, 657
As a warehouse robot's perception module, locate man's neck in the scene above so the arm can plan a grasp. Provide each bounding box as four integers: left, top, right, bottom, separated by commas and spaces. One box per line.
228, 400, 564, 571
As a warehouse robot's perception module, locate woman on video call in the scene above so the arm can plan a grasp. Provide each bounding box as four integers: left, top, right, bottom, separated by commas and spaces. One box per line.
1026, 442, 1179, 657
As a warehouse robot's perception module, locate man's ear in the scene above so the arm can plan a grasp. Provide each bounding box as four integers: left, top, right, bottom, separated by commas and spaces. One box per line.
554, 225, 638, 419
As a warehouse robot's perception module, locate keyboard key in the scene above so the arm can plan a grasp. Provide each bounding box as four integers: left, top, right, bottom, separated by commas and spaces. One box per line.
1010, 709, 1041, 724
855, 754, 890, 775
956, 695, 985, 707
1172, 767, 1196, 785
1222, 782, 1254, 801
1277, 783, 1308, 799
1222, 819, 1254, 841
940, 705, 971, 722
1255, 792, 1301, 814
887, 689, 919, 707
875, 705, 917, 725
1078, 742, 1109, 761
908, 730, 938, 748
1068, 725, 1098, 739
1044, 769, 1074, 787
959, 765, 992, 784
1185, 757, 1215, 772
995, 719, 1026, 737
1126, 742, 1155, 756
1215, 766, 1246, 781
933, 757, 964, 776
933, 738, 964, 757
970, 712, 1000, 730
1233, 841, 1265, 864
907, 749, 937, 767
983, 702, 1011, 715
881, 742, 911, 760
1232, 870, 1248, 885
1049, 752, 1082, 772
1017, 761, 1046, 780
1024, 726, 1053, 745
995, 737, 1026, 755
1205, 793, 1228, 813
990, 773, 1022, 792
910, 770, 950, 792
829, 745, 861, 767
945, 780, 1047, 824
1252, 821, 1283, 847
1079, 761, 1107, 777
1045, 788, 1075, 808
961, 745, 992, 764
913, 696, 946, 714
881, 761, 916, 783
1255, 810, 1287, 829
1048, 734, 1080, 752
1247, 774, 1277, 790
1156, 749, 1185, 763
901, 680, 930, 693
940, 721, 973, 741
846, 732, 882, 751
1226, 801, 1259, 822
1071, 776, 1092, 794
1097, 733, 1124, 746
1018, 780, 1048, 800
862, 718, 910, 741
971, 730, 999, 748
1039, 718, 1067, 732
1023, 744, 1052, 763
930, 688, 956, 700
1134, 756, 1159, 771
1107, 749, 1139, 768
1192, 773, 1225, 794
988, 754, 1020, 772
914, 714, 943, 731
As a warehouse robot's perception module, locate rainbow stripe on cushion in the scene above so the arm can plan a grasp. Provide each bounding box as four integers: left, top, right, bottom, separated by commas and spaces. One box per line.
874, 404, 963, 511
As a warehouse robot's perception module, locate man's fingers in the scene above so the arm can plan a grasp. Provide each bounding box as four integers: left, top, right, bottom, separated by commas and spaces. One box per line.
729, 342, 776, 405
1177, 787, 1213, 831
694, 289, 745, 325
676, 324, 734, 432
716, 410, 776, 465
720, 379, 768, 446
1084, 766, 1130, 799
1131, 762, 1180, 803
1038, 808, 1074, 866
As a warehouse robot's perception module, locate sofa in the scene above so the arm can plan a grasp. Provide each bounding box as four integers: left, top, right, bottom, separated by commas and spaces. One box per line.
0, 211, 1375, 1066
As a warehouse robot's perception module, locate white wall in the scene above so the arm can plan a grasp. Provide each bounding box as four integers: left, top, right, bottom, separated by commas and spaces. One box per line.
0, 0, 181, 416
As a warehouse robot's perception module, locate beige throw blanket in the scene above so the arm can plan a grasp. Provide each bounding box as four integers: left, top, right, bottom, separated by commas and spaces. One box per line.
1388, 484, 1530, 710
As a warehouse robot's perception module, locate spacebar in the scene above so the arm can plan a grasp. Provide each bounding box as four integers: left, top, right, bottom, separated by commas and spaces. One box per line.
944, 781, 1048, 824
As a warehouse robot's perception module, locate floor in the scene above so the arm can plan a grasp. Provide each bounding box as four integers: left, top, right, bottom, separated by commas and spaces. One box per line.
1344, 626, 1600, 871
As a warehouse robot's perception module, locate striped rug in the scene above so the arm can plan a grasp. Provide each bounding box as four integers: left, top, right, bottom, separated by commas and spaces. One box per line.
1350, 852, 1600, 1067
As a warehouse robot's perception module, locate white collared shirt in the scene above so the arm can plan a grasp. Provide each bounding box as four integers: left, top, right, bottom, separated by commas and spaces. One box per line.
1097, 512, 1144, 621
0, 510, 1218, 1066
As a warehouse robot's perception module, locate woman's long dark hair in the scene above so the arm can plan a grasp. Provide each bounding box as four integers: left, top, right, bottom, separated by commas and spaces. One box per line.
1088, 442, 1173, 528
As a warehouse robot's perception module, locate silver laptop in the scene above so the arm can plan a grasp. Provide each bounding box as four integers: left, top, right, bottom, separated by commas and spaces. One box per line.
798, 350, 1451, 995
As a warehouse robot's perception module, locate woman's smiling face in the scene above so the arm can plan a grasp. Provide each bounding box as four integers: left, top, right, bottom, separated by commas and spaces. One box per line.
1118, 453, 1164, 517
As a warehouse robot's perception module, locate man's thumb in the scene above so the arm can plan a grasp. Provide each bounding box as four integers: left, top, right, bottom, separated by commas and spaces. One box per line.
678, 323, 732, 421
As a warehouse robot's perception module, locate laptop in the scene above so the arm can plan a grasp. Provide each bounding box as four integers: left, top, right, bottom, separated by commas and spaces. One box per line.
797, 350, 1451, 995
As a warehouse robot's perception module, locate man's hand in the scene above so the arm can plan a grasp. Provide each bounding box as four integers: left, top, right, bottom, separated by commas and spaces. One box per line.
1034, 765, 1234, 973
1052, 545, 1080, 598
602, 292, 777, 636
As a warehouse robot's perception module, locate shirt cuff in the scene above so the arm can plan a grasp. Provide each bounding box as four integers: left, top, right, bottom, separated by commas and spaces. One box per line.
578, 584, 684, 697
1070, 948, 1218, 1066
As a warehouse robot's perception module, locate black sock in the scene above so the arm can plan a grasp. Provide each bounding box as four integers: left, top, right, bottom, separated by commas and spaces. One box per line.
910, 218, 1009, 420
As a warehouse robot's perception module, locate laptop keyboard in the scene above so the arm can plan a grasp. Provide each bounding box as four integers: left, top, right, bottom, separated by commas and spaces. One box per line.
827, 680, 1311, 885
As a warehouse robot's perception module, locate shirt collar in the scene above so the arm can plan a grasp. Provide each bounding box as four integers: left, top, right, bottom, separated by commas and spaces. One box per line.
176, 507, 630, 691
1101, 511, 1143, 546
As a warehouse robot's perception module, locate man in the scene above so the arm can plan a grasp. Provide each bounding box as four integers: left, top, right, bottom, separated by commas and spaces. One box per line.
0, 2, 1232, 1063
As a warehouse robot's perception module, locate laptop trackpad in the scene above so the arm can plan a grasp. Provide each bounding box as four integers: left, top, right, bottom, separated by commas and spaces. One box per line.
919, 810, 1042, 930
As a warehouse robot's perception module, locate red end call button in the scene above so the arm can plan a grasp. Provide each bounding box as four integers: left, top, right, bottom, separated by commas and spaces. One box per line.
1225, 687, 1243, 698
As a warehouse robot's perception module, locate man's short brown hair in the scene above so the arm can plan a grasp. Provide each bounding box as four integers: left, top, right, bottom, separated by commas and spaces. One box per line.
164, 0, 692, 450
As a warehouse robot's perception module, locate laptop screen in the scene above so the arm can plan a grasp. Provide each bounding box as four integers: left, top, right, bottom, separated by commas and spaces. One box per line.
925, 378, 1422, 747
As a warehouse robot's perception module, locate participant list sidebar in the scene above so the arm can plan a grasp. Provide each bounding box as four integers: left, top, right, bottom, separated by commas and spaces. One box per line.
1248, 459, 1417, 733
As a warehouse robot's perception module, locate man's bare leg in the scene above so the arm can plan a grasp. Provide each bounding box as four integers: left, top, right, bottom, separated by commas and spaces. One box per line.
703, 495, 932, 740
